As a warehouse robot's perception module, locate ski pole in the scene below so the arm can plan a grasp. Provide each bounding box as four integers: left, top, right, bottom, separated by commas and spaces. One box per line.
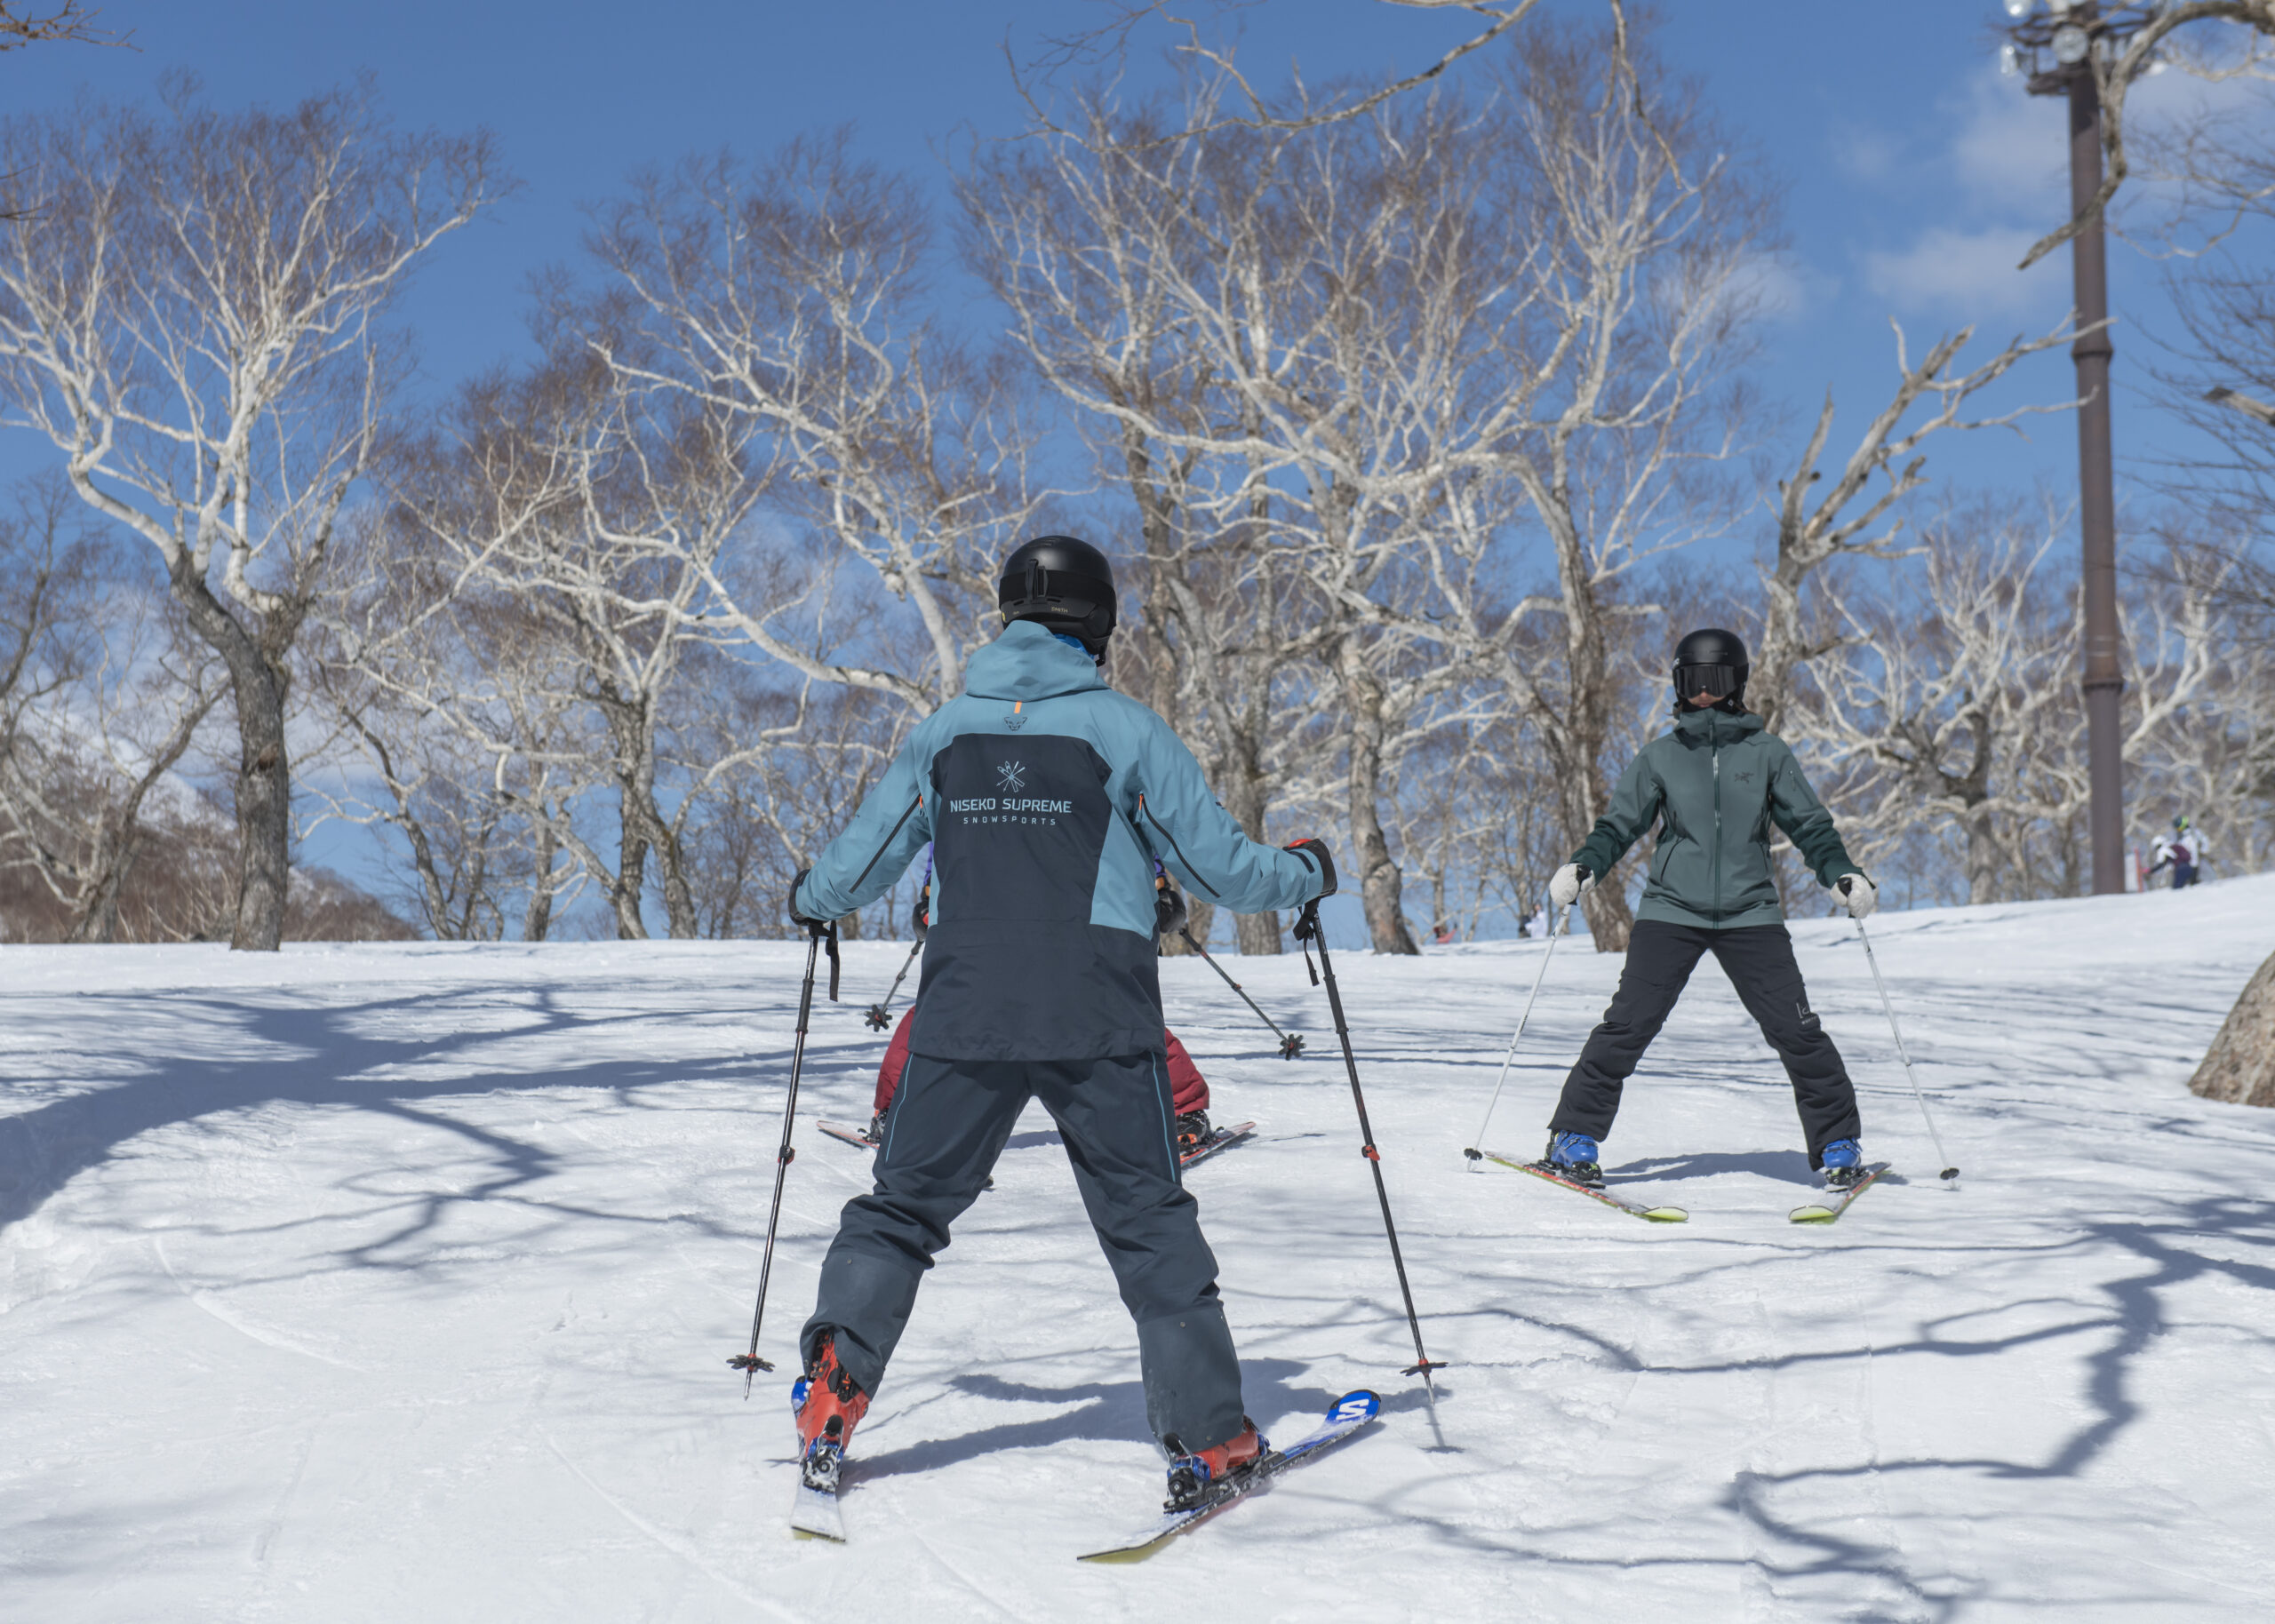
1461, 904, 1569, 1166
1853, 916, 1959, 1182
864, 861, 930, 1031
1177, 926, 1305, 1059
1291, 899, 1446, 1389
730, 916, 841, 1395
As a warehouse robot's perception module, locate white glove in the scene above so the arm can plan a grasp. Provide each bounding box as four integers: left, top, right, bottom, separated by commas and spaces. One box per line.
1837, 872, 1879, 920
1548, 863, 1594, 911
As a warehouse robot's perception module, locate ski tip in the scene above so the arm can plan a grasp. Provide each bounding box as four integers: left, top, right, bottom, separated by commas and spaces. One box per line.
1640, 1207, 1689, 1223
1329, 1389, 1384, 1423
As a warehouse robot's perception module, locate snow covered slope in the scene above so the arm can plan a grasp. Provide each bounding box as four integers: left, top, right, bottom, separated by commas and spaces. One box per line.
4, 880, 2272, 1622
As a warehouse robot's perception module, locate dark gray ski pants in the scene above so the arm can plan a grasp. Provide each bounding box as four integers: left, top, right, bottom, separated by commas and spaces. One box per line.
1549, 920, 1862, 1167
800, 1047, 1244, 1454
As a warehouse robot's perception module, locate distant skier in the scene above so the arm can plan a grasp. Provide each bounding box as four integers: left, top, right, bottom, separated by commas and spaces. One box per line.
868, 1005, 1220, 1153
1542, 628, 1880, 1190
785, 535, 1332, 1512
2148, 816, 2204, 889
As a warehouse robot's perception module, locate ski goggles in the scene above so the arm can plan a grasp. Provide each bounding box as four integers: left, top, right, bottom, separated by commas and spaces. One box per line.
1673, 663, 1741, 701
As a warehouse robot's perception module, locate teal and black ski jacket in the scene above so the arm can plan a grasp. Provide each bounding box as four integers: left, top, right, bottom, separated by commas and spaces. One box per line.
793, 621, 1327, 1062
1571, 708, 1860, 931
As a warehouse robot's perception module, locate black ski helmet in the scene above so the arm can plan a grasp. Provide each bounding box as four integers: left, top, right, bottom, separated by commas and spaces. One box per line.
1672, 627, 1750, 712
998, 535, 1117, 659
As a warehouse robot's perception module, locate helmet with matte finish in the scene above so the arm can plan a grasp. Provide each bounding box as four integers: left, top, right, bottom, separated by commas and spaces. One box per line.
1672, 626, 1751, 712
998, 535, 1118, 659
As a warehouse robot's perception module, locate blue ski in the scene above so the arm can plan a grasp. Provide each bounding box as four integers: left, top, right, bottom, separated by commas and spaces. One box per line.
1078, 1389, 1381, 1563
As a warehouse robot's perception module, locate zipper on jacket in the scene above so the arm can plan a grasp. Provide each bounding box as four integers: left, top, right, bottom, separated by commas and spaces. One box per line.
1710, 717, 1722, 923
1140, 794, 1221, 900
850, 794, 923, 893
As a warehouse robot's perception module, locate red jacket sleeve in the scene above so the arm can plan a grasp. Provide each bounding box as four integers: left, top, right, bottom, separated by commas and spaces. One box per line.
875, 1007, 915, 1114
1164, 1029, 1209, 1116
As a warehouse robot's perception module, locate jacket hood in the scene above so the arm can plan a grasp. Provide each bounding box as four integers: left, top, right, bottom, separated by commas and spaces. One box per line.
1672, 706, 1765, 743
962, 619, 1110, 703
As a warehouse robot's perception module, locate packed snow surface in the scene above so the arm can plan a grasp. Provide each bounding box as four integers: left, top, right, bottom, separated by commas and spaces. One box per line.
4, 880, 2274, 1622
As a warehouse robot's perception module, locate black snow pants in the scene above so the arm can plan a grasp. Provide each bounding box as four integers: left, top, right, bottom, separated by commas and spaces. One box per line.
1549, 919, 1862, 1168
800, 1047, 1244, 1454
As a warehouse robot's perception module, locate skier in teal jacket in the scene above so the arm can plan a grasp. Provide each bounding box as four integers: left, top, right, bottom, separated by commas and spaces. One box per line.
1542, 628, 1880, 1190
785, 536, 1332, 1514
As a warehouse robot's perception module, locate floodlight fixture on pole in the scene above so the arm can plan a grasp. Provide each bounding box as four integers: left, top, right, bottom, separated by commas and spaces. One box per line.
1993, 1, 2167, 896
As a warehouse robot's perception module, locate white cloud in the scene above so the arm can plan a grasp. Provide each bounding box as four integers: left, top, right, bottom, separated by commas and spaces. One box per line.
1731, 251, 1833, 326
1829, 122, 1904, 184
1861, 225, 2067, 317
1948, 71, 2067, 211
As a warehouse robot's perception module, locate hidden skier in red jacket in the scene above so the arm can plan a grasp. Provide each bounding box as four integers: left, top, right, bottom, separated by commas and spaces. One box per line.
870, 1005, 1216, 1150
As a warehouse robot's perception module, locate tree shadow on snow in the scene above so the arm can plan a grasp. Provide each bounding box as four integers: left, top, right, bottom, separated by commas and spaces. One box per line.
0, 973, 878, 1267
848, 1357, 1329, 1481
1389, 1190, 2275, 1619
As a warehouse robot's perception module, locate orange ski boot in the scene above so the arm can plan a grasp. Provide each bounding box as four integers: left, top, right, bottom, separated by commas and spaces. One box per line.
1163, 1418, 1268, 1511
792, 1333, 871, 1492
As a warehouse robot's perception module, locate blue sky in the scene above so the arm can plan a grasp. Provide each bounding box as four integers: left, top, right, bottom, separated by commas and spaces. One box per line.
2, 0, 2225, 507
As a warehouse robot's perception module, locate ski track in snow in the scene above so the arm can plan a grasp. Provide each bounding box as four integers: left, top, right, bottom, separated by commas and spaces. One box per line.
3, 884, 2272, 1621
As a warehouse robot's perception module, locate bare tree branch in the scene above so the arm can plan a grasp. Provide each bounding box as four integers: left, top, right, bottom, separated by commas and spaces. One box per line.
0, 1, 129, 51
2017, 1, 2275, 270
1007, 0, 1548, 146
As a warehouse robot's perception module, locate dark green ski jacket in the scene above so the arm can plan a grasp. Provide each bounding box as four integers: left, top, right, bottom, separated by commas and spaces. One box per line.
1572, 708, 1860, 931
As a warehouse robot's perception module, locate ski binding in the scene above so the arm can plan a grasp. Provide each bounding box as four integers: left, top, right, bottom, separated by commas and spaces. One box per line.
1078, 1389, 1381, 1563
786, 1376, 847, 1540
1179, 1120, 1257, 1170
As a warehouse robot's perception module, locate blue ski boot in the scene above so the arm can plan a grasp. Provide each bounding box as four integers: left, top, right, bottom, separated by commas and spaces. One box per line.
1820, 1139, 1867, 1190
1540, 1131, 1603, 1187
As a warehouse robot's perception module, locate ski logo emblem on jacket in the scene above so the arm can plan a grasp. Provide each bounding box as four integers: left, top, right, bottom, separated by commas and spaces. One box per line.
998, 760, 1026, 793
1002, 712, 1026, 731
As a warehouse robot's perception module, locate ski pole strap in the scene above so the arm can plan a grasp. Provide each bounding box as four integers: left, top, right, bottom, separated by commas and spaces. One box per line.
820, 919, 841, 1001
1292, 900, 1321, 986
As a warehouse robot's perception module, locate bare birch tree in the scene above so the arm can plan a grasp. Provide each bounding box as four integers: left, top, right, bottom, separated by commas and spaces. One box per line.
582, 135, 1040, 727
1784, 502, 2080, 904
0, 84, 501, 948
1751, 321, 2082, 736
0, 475, 227, 941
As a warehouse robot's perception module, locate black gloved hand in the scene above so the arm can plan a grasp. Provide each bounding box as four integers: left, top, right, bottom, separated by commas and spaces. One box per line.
788, 866, 826, 929
1285, 838, 1337, 897
1154, 872, 1189, 939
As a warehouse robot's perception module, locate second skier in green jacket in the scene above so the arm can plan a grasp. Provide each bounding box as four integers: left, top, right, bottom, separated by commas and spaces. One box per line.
1544, 628, 1880, 1190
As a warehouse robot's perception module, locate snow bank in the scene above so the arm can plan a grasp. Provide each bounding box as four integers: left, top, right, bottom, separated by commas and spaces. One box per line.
4, 880, 2272, 1620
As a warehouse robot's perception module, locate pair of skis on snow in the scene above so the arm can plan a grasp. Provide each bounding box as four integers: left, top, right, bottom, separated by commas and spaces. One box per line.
1479, 1151, 1888, 1224
818, 1118, 1258, 1171
790, 1386, 1383, 1559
